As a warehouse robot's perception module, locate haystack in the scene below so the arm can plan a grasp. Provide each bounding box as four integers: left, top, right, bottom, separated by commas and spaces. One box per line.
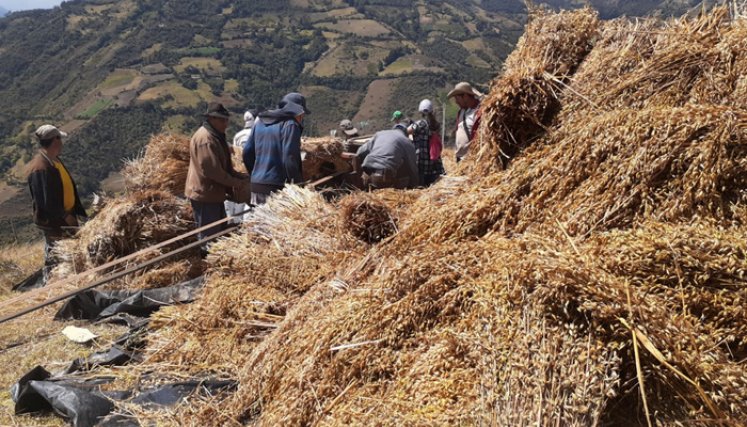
470, 8, 599, 172
149, 7, 747, 426
123, 134, 191, 196
338, 191, 417, 244
62, 6, 747, 427
52, 190, 195, 280
145, 186, 365, 371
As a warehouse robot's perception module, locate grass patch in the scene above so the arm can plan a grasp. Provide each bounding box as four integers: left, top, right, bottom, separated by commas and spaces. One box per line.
315, 19, 390, 37
466, 54, 491, 68
141, 43, 163, 59
99, 69, 138, 90
224, 79, 239, 93
174, 57, 224, 74
382, 58, 414, 75
138, 81, 202, 108
176, 47, 221, 57
77, 98, 114, 119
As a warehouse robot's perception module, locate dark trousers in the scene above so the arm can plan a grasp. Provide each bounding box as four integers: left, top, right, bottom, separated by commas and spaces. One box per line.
362, 168, 410, 190
422, 173, 441, 187
190, 200, 227, 251
43, 229, 63, 284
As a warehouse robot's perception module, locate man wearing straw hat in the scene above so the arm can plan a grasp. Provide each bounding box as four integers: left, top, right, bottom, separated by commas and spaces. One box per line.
447, 81, 483, 162
243, 92, 308, 205
26, 124, 88, 283
185, 102, 249, 252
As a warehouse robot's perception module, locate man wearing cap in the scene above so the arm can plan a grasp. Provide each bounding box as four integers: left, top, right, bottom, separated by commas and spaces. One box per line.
354, 125, 419, 190
185, 102, 249, 249
26, 124, 88, 283
339, 119, 360, 153
225, 110, 256, 223
447, 81, 483, 162
233, 110, 255, 148
339, 119, 359, 140
243, 92, 308, 205
391, 110, 404, 125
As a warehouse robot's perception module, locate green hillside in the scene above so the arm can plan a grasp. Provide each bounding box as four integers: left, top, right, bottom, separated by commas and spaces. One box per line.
0, 0, 700, 206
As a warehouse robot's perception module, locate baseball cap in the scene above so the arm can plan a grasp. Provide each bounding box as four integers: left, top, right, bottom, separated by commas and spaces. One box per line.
418, 99, 433, 114
391, 110, 403, 121
34, 124, 68, 141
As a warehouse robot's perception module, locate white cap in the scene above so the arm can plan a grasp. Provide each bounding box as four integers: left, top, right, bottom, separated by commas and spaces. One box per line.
35, 124, 68, 141
244, 111, 254, 128
418, 99, 433, 114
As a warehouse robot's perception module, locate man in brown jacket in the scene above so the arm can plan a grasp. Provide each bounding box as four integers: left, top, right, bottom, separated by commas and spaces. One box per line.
27, 124, 88, 283
185, 102, 248, 252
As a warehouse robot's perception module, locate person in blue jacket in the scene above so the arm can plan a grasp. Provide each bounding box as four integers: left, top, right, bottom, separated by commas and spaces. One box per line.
242, 92, 309, 205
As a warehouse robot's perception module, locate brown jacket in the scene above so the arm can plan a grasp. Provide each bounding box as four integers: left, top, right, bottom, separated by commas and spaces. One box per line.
185, 124, 248, 203
27, 152, 87, 229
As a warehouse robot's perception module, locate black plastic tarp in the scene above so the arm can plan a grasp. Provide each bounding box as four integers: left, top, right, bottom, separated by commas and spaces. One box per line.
131, 380, 237, 408
66, 346, 136, 374
11, 365, 236, 426
11, 366, 114, 427
12, 268, 45, 292
55, 277, 204, 320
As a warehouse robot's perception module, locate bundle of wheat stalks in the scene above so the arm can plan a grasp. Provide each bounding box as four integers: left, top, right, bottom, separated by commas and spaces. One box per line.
110, 6, 747, 426
123, 134, 191, 196
51, 190, 197, 289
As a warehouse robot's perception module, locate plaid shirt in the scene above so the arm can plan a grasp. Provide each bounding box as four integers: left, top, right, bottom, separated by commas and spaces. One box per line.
410, 119, 445, 179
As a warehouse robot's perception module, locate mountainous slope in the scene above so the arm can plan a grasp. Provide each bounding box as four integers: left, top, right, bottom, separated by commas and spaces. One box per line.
0, 6, 8, 17
0, 0, 700, 227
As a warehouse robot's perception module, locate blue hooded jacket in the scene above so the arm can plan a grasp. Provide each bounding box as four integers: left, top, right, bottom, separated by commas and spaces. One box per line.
242, 102, 304, 193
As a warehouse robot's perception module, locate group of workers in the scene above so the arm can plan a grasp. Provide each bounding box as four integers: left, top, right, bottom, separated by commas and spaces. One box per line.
341, 81, 483, 190
25, 81, 483, 274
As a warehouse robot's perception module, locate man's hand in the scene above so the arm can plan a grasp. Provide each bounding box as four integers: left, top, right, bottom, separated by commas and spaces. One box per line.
64, 214, 77, 226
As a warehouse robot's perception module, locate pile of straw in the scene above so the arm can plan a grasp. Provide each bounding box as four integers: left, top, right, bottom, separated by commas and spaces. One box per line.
339, 194, 398, 243
53, 190, 194, 276
54, 7, 747, 426
145, 186, 365, 371
472, 8, 599, 171
152, 7, 746, 426
301, 137, 351, 182
124, 134, 351, 194
123, 134, 191, 196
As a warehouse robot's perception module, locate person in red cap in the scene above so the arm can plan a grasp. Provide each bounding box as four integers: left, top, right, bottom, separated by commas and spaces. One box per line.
185, 102, 249, 253
26, 124, 88, 283
447, 82, 484, 162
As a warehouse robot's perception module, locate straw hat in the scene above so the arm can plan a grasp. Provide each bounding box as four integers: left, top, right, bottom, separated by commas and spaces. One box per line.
447, 82, 483, 99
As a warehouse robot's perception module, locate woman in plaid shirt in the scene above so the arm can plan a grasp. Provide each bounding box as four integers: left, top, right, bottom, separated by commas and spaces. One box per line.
408, 99, 445, 187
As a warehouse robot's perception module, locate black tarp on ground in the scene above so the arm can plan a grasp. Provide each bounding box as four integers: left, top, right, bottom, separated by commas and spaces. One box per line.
65, 346, 137, 374
54, 277, 204, 320
131, 380, 237, 408
12, 268, 45, 292
11, 366, 114, 427
11, 367, 236, 426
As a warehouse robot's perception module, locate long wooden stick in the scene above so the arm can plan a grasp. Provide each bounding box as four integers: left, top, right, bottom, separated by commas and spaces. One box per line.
0, 224, 240, 324
0, 209, 250, 314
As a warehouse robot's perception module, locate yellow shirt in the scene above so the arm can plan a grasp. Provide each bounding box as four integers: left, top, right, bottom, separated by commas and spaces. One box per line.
53, 160, 75, 212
